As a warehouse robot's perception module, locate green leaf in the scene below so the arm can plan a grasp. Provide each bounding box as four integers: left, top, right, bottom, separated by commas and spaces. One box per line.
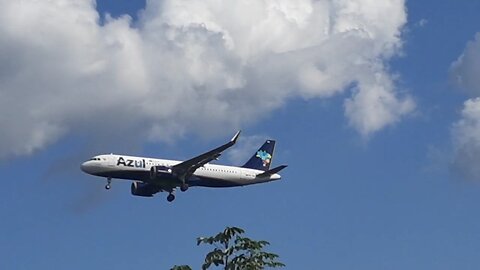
197, 226, 284, 269
170, 265, 192, 270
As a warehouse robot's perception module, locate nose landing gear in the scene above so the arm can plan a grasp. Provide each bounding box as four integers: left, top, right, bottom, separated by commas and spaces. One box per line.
105, 177, 112, 190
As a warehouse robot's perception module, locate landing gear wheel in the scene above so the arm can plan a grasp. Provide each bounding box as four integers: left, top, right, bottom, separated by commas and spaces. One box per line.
167, 194, 175, 202
180, 183, 189, 192
105, 178, 112, 190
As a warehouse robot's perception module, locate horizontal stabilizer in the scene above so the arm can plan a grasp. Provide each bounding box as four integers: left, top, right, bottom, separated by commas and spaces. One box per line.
256, 165, 287, 177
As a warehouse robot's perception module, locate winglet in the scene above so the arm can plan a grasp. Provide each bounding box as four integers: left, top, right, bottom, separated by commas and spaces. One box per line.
230, 130, 241, 144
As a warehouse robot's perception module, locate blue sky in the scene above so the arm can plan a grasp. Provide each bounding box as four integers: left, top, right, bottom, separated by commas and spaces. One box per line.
2, 0, 480, 269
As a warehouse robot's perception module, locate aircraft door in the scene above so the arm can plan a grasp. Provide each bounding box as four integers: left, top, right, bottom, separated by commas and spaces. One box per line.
105, 155, 115, 167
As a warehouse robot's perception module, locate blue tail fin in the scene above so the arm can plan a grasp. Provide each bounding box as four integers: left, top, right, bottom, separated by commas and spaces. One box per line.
242, 140, 276, 171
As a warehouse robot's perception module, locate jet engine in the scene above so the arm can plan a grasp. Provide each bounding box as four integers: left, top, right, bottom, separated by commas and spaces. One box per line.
131, 181, 157, 197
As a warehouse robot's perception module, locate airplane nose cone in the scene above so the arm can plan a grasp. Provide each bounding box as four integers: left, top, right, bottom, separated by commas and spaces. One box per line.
80, 162, 89, 173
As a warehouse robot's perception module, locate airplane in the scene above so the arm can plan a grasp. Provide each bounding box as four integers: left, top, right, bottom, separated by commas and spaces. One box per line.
80, 131, 287, 202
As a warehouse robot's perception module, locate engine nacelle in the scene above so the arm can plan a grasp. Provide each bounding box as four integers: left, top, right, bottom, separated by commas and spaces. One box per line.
131, 181, 156, 197
150, 165, 173, 180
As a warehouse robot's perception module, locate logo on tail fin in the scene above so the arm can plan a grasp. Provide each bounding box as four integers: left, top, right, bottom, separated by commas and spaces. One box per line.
256, 150, 272, 167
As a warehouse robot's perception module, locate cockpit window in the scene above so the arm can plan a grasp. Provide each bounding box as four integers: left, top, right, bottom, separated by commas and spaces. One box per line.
89, 157, 101, 161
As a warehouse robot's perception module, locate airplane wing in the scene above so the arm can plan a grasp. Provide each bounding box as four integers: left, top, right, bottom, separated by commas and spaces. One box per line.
171, 131, 241, 181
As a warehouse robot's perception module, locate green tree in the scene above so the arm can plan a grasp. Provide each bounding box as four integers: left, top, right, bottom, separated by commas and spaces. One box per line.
171, 266, 193, 270
196, 226, 285, 270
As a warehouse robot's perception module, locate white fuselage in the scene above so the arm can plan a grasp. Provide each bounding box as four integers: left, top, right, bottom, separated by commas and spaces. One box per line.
81, 154, 281, 188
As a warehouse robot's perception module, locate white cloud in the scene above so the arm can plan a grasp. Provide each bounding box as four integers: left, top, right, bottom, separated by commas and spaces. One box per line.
452, 98, 480, 180
345, 71, 415, 137
0, 0, 412, 158
451, 33, 480, 97
450, 33, 480, 180
417, 19, 428, 28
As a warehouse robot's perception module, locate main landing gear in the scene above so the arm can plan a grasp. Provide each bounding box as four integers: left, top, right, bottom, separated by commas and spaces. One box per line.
168, 183, 188, 202
180, 183, 189, 192
105, 177, 112, 190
